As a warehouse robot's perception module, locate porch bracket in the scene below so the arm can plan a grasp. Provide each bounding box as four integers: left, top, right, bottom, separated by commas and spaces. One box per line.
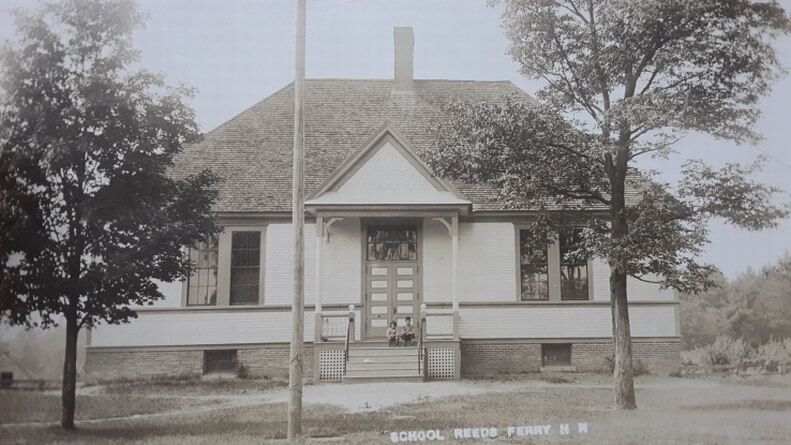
323, 217, 344, 243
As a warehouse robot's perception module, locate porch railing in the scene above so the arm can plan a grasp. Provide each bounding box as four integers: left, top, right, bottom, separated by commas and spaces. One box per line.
319, 304, 356, 343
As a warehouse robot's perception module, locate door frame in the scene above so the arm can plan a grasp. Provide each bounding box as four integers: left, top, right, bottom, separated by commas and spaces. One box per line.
360, 217, 424, 340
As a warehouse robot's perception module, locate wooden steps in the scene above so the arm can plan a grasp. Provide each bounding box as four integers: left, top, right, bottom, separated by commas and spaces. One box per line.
343, 345, 424, 384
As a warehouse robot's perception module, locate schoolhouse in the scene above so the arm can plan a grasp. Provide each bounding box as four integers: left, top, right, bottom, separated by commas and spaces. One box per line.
85, 28, 680, 382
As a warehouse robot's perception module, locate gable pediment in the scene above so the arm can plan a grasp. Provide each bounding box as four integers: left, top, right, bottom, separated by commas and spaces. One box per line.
306, 126, 469, 206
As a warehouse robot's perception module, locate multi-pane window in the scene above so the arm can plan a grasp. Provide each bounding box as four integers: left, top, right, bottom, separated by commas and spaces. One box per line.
519, 230, 549, 300
230, 231, 261, 305
186, 238, 218, 306
367, 225, 418, 261
560, 229, 589, 300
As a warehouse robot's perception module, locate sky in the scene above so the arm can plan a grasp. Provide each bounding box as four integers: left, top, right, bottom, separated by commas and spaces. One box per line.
0, 0, 789, 279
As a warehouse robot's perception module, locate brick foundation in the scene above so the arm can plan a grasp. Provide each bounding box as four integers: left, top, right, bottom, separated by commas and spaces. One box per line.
461, 339, 680, 377
461, 342, 541, 377
85, 339, 679, 381
84, 344, 314, 382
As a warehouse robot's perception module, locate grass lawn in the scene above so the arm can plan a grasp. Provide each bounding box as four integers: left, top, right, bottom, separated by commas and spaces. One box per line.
1, 374, 790, 444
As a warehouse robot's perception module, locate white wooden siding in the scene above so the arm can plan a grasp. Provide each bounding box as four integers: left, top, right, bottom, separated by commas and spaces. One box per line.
590, 260, 675, 301
458, 304, 677, 338
424, 221, 517, 302
264, 223, 316, 305
457, 222, 517, 301
422, 218, 452, 303
149, 280, 181, 307
264, 219, 362, 306
309, 141, 465, 204
320, 218, 362, 305
91, 309, 363, 347
591, 259, 610, 301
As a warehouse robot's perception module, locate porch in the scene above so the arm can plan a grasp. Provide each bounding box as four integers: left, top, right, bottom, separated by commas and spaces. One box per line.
314, 305, 460, 383
308, 211, 464, 383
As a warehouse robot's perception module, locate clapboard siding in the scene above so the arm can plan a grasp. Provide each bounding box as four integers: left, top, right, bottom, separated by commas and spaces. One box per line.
423, 220, 517, 303
457, 222, 517, 301
591, 259, 610, 301
264, 223, 316, 305
319, 218, 363, 305
590, 260, 675, 302
91, 309, 363, 347
458, 304, 677, 338
422, 218, 452, 303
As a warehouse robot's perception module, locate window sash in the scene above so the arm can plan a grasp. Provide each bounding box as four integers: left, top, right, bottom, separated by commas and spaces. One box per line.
559, 229, 589, 300
186, 239, 218, 306
230, 231, 261, 305
519, 230, 549, 301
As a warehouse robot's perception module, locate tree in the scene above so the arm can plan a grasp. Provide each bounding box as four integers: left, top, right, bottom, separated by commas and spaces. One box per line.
0, 0, 219, 429
681, 253, 791, 348
423, 0, 790, 409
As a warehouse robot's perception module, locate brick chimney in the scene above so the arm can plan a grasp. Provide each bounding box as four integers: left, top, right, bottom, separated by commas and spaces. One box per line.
393, 27, 414, 91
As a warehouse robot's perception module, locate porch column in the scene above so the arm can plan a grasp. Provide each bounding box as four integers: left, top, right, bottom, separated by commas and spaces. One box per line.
450, 215, 459, 313
314, 216, 323, 343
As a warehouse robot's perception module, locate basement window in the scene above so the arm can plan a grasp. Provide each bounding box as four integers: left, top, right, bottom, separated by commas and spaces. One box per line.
542, 344, 572, 367
203, 349, 238, 374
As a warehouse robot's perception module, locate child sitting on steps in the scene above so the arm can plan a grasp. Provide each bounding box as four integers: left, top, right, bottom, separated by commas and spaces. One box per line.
386, 320, 399, 347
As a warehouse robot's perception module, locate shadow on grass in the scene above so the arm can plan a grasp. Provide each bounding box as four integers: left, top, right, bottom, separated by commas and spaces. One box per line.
3, 402, 468, 443
686, 399, 791, 412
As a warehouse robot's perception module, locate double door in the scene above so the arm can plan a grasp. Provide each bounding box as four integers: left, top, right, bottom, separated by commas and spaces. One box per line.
364, 224, 420, 339
365, 262, 420, 339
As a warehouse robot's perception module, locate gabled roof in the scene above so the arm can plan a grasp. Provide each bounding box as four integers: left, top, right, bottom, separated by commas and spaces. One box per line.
172, 79, 533, 213
306, 125, 469, 206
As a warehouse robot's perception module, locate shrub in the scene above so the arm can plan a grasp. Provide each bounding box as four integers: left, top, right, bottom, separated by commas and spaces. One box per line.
685, 336, 752, 367
753, 338, 791, 372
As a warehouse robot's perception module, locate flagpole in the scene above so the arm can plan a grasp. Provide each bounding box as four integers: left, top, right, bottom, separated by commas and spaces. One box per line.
287, 0, 306, 440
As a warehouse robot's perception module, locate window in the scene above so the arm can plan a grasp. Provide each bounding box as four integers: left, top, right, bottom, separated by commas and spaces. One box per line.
367, 225, 418, 261
230, 231, 261, 305
560, 229, 589, 300
203, 349, 237, 374
519, 230, 549, 300
186, 238, 218, 306
542, 344, 571, 367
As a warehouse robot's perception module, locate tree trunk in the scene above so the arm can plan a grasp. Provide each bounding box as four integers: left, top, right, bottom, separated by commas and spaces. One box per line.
610, 265, 636, 409
609, 150, 637, 410
61, 314, 80, 429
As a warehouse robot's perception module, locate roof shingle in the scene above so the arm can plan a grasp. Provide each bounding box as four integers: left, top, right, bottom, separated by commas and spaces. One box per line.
173, 79, 534, 213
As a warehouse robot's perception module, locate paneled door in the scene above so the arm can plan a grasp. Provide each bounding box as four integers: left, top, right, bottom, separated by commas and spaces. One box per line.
364, 225, 420, 339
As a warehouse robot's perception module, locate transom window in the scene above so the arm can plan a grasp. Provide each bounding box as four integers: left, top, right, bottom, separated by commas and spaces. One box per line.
560, 229, 589, 300
519, 230, 549, 301
367, 225, 418, 261
186, 238, 218, 306
230, 231, 261, 305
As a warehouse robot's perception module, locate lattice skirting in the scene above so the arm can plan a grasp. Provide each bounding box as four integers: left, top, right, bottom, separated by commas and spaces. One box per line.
427, 347, 456, 380
319, 349, 346, 381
